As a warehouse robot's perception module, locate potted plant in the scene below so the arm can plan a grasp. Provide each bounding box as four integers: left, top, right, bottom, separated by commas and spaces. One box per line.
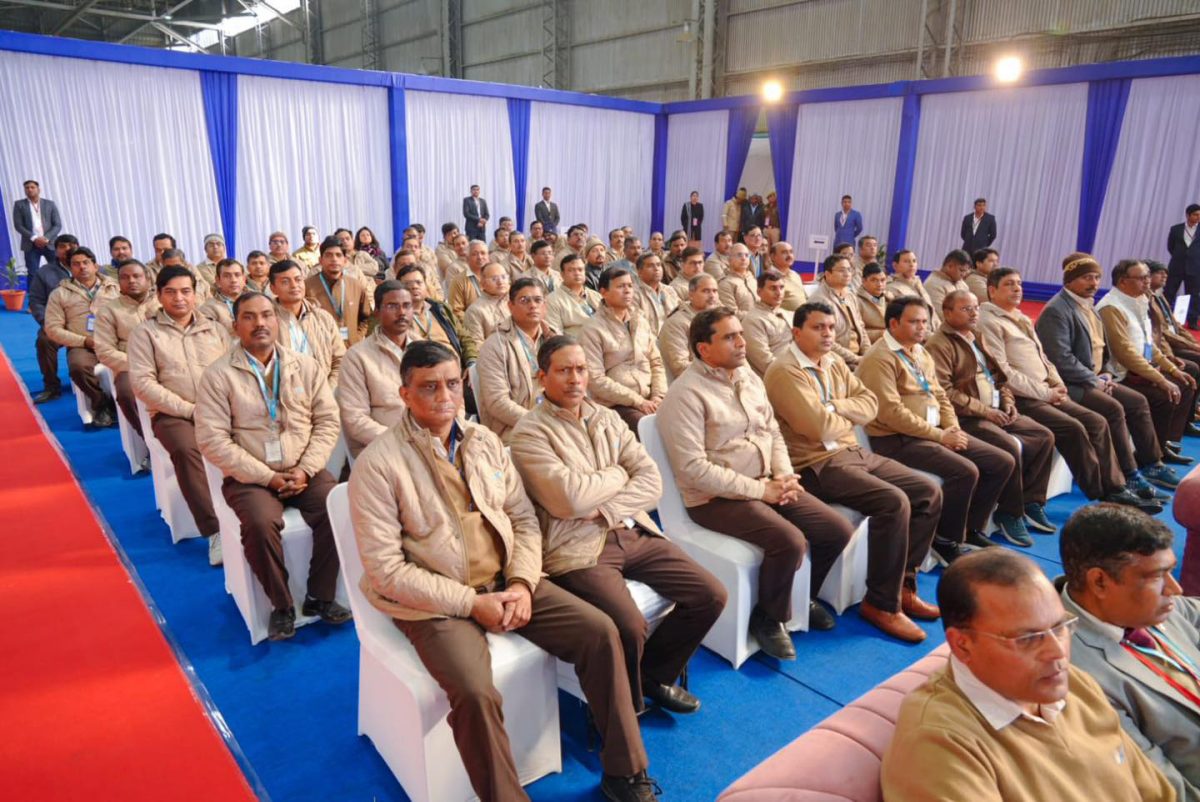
1, 257, 26, 312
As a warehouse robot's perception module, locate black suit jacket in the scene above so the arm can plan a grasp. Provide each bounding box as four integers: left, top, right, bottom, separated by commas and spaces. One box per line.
1168, 222, 1200, 280
681, 202, 704, 239
741, 203, 765, 234
534, 200, 559, 233
1034, 290, 1106, 400
462, 196, 489, 238
960, 212, 997, 253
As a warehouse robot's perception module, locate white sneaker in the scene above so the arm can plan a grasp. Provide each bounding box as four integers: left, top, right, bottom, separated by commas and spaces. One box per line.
208, 533, 223, 567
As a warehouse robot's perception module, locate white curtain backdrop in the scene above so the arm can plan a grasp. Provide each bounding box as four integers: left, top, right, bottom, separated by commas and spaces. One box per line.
526, 102, 655, 240
739, 136, 775, 198
907, 83, 1088, 285
663, 109, 728, 239
785, 97, 902, 259
1092, 74, 1200, 279
236, 75, 391, 256
0, 50, 221, 271
406, 90, 515, 241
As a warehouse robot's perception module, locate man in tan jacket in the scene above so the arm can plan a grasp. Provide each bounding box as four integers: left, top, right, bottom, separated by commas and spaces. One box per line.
520, 239, 561, 293
966, 247, 998, 306
766, 242, 809, 312
95, 258, 159, 436
44, 246, 120, 426
291, 226, 320, 274
195, 292, 349, 641
195, 233, 227, 287
396, 263, 473, 365
764, 302, 941, 642
447, 239, 491, 320
503, 231, 534, 279
670, 246, 706, 300
632, 252, 679, 335
924, 249, 972, 314
659, 308, 854, 659
244, 250, 273, 297
272, 260, 345, 388
704, 230, 732, 279
462, 261, 511, 357
658, 273, 719, 381
743, 270, 792, 377
808, 254, 870, 368
579, 266, 667, 433
857, 262, 889, 344
337, 281, 413, 459
856, 296, 1015, 567
476, 278, 551, 442
305, 238, 372, 347
887, 249, 940, 329
350, 340, 661, 802
198, 258, 246, 333
545, 254, 600, 337
128, 266, 229, 564
718, 243, 757, 315
511, 334, 726, 715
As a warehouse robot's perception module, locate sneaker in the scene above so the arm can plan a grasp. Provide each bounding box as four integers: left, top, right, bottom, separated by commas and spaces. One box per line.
1143, 463, 1181, 490
207, 533, 223, 567
930, 538, 965, 567
600, 771, 662, 802
1126, 473, 1169, 501
963, 529, 996, 550
1103, 488, 1164, 515
268, 608, 296, 641
1023, 503, 1056, 534
302, 596, 353, 625
993, 512, 1033, 547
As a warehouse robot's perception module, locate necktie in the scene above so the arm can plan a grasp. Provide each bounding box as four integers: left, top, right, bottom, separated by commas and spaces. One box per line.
1124, 627, 1156, 649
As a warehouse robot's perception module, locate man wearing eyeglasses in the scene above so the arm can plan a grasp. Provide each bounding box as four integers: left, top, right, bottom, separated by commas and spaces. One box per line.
882, 549, 1176, 802
475, 278, 551, 443
1058, 504, 1200, 801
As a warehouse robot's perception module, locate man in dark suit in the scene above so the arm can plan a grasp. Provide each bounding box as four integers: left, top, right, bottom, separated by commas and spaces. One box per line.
834, 194, 863, 247
11, 179, 63, 273
1165, 203, 1200, 329
681, 191, 704, 243
28, 234, 77, 404
960, 197, 997, 254
534, 186, 560, 235
741, 193, 765, 237
462, 184, 489, 242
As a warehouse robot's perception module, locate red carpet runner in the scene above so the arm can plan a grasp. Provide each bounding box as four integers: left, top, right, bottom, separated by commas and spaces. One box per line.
0, 354, 256, 801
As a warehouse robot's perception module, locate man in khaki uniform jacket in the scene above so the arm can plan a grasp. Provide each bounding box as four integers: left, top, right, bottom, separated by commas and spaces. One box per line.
659, 273, 719, 382
659, 308, 854, 659
272, 260, 345, 388
305, 239, 372, 347
447, 240, 491, 320
349, 341, 661, 802
195, 233, 228, 287
743, 270, 793, 377
545, 254, 600, 337
195, 293, 349, 642
704, 230, 732, 279
462, 262, 511, 357
887, 249, 941, 329
95, 259, 159, 435
579, 266, 667, 433
766, 242, 810, 312
44, 246, 120, 426
966, 247, 998, 306
504, 231, 535, 278
857, 262, 889, 344
718, 243, 757, 316
475, 278, 550, 443
632, 252, 679, 335
291, 226, 320, 274
198, 258, 246, 334
808, 254, 870, 368
395, 263, 474, 365
337, 281, 413, 459
434, 223, 460, 273
856, 296, 1015, 567
266, 231, 291, 265
334, 227, 375, 282
510, 335, 726, 715
519, 239, 561, 294
244, 250, 274, 297
671, 246, 706, 300
764, 301, 941, 642
924, 248, 973, 315
128, 266, 229, 561
155, 248, 212, 303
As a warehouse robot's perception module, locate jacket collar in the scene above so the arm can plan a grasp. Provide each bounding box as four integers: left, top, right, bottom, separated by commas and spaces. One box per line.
231, 342, 297, 374
883, 330, 924, 357
788, 343, 832, 372
949, 654, 1066, 731
542, 395, 598, 425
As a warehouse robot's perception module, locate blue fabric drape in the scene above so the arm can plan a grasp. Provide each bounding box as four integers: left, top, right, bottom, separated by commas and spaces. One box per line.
765, 103, 799, 237
885, 91, 921, 267
388, 83, 410, 250
1076, 78, 1131, 254
0, 186, 13, 279
724, 105, 759, 201
651, 112, 669, 234
506, 98, 531, 232
199, 70, 238, 258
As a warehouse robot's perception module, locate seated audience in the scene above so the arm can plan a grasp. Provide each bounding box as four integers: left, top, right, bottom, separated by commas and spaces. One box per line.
463, 262, 512, 356
520, 239, 561, 293
966, 247, 999, 305
156, 246, 211, 301
291, 226, 320, 273
434, 222, 460, 273
244, 250, 273, 296
742, 270, 792, 377
765, 241, 809, 312
923, 249, 972, 313
887, 249, 941, 329
94, 258, 159, 436
448, 240, 491, 320
704, 230, 732, 279
266, 231, 291, 265
271, 260, 344, 388
105, 235, 132, 279
198, 258, 246, 333
809, 254, 870, 368
396, 263, 471, 364
503, 231, 533, 277
333, 227, 375, 281
718, 243, 756, 315
584, 237, 609, 290
632, 252, 679, 335
1148, 260, 1200, 366
662, 230, 688, 282
195, 233, 227, 287
857, 262, 889, 343
670, 246, 706, 301
658, 273, 719, 381
545, 254, 601, 337
476, 278, 551, 442
306, 237, 372, 348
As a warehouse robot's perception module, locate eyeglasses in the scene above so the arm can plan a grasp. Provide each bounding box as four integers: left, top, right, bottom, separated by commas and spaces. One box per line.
513, 296, 544, 306
966, 616, 1078, 654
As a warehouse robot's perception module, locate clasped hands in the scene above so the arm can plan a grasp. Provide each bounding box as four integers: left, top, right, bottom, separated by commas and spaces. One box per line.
471, 583, 532, 633
268, 468, 309, 499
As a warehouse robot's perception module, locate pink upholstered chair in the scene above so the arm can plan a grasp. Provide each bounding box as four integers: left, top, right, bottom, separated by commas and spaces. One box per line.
718, 644, 950, 802
1173, 464, 1200, 595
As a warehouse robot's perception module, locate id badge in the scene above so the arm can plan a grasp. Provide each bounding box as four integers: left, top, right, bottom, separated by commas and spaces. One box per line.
340, 326, 351, 341
86, 314, 96, 332
991, 391, 1001, 409
1143, 342, 1153, 359
925, 404, 941, 427
264, 438, 283, 464
822, 438, 840, 451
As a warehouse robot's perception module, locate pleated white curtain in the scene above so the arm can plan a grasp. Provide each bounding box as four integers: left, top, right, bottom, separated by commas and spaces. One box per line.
405, 90, 515, 241
663, 109, 728, 239
235, 75, 391, 257
1092, 74, 1200, 279
525, 102, 655, 241
907, 83, 1088, 285
0, 50, 221, 270
786, 97, 903, 257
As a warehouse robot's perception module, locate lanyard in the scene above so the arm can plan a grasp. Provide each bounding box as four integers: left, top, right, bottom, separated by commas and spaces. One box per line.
895, 349, 932, 393
288, 319, 310, 354
415, 307, 434, 337
576, 291, 595, 316
1123, 632, 1200, 709
966, 339, 997, 387
245, 350, 281, 423
515, 328, 539, 373
806, 367, 831, 404
221, 294, 235, 317
76, 279, 100, 302
318, 273, 345, 320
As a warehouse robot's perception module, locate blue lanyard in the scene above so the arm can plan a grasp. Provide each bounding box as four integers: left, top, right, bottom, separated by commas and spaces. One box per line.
288, 319, 310, 354
895, 349, 931, 393
516, 328, 539, 373
966, 339, 996, 387
245, 350, 281, 423
806, 367, 831, 404
221, 294, 235, 317
1132, 627, 1200, 677
76, 279, 99, 302
319, 273, 345, 320
577, 291, 595, 316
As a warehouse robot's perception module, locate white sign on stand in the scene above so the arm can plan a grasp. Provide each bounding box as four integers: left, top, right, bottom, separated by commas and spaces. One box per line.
808, 234, 830, 277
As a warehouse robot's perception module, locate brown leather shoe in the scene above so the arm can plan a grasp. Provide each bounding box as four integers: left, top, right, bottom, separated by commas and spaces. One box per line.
860, 601, 927, 643
901, 587, 941, 621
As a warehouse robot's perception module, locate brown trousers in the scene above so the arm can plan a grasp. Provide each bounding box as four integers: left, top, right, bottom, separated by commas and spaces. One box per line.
687, 494, 853, 623
1123, 372, 1196, 446
151, 415, 220, 536
1017, 396, 1125, 499
553, 528, 727, 711
222, 469, 339, 610
67, 347, 108, 410
612, 404, 646, 437
36, 327, 61, 393
113, 370, 143, 437
799, 448, 940, 612
1076, 383, 1161, 471
395, 580, 648, 801
869, 432, 1013, 543
960, 414, 1055, 511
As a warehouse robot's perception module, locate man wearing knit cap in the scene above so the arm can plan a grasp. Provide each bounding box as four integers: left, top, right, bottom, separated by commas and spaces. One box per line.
196, 234, 227, 288
583, 237, 609, 292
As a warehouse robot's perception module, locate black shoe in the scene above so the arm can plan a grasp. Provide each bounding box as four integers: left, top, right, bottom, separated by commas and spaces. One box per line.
808, 599, 836, 631
268, 608, 296, 641
91, 408, 115, 428
1162, 450, 1193, 466
32, 388, 61, 404
963, 530, 996, 550
642, 680, 700, 714
749, 606, 796, 660
930, 538, 965, 567
1104, 488, 1164, 515
302, 596, 352, 625
601, 771, 662, 802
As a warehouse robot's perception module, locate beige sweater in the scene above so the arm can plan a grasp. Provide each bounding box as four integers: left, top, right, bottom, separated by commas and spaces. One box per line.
578, 303, 666, 407
658, 304, 698, 382
94, 294, 160, 374
743, 301, 792, 377
336, 328, 408, 458
856, 333, 957, 440
127, 310, 229, 420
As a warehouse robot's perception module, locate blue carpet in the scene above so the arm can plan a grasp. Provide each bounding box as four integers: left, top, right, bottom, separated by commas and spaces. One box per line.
0, 307, 1191, 801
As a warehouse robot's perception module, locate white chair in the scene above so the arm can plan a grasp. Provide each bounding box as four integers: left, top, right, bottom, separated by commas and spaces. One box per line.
325, 483, 561, 802
202, 458, 349, 645
72, 381, 95, 425
467, 362, 482, 421
1047, 450, 1073, 498
638, 415, 812, 669
325, 432, 350, 479
136, 397, 201, 542
94, 364, 149, 474
816, 505, 871, 614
